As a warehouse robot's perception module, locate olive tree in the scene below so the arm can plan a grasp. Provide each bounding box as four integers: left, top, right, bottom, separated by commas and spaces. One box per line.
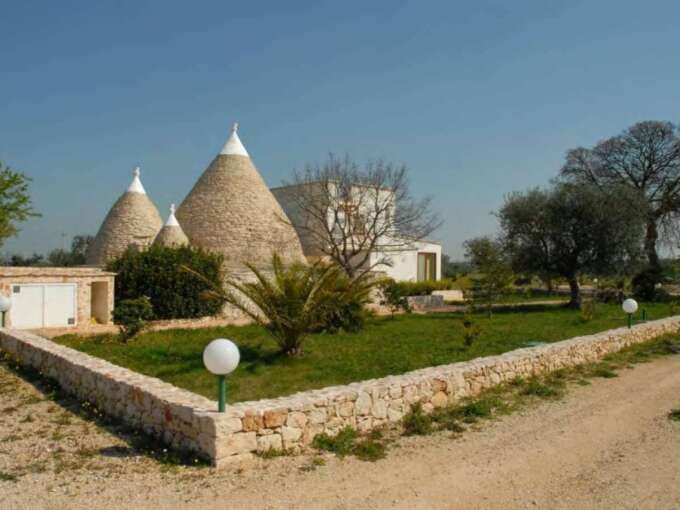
498, 183, 645, 307
560, 121, 680, 293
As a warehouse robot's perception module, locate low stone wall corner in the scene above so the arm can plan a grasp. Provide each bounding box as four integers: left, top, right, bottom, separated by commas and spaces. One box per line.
2, 315, 680, 467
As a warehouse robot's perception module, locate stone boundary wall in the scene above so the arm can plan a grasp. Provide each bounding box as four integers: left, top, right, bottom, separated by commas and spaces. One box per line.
2, 316, 680, 467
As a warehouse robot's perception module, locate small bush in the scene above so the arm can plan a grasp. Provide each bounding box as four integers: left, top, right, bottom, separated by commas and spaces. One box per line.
112, 297, 153, 340
461, 313, 482, 349
352, 436, 387, 461
391, 279, 455, 297
521, 379, 561, 398
668, 409, 680, 422
0, 470, 19, 482
579, 300, 595, 322
402, 402, 433, 435
312, 427, 386, 462
378, 279, 411, 317
313, 269, 372, 333
589, 364, 618, 378
448, 398, 501, 422
312, 427, 358, 457
108, 245, 224, 320
632, 268, 663, 301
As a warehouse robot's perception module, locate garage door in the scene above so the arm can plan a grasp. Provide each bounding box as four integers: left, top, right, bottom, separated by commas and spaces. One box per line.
10, 284, 77, 329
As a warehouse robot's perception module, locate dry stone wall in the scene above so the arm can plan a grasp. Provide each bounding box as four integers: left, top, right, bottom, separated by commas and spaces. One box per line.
2, 316, 680, 468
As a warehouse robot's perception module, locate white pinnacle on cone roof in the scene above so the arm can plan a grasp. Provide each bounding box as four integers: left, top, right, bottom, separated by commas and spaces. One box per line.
219, 122, 249, 157
127, 167, 146, 194
165, 203, 180, 227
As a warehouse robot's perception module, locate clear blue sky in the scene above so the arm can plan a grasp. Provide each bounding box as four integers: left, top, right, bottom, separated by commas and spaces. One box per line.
1, 0, 679, 259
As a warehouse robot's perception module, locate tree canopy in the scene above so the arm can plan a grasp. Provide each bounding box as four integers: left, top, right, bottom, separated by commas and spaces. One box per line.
559, 120, 680, 291
464, 236, 513, 314
498, 182, 645, 307
283, 154, 441, 277
0, 161, 39, 246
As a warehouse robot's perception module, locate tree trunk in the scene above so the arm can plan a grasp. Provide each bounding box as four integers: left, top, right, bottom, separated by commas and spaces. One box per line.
644, 219, 661, 272
567, 275, 581, 309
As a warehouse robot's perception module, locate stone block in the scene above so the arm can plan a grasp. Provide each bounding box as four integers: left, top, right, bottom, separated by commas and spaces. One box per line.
256, 433, 282, 453
355, 392, 372, 416
286, 411, 308, 428
263, 408, 288, 428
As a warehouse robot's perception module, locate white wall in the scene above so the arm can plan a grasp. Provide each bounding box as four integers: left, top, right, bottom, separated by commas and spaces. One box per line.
370, 241, 442, 281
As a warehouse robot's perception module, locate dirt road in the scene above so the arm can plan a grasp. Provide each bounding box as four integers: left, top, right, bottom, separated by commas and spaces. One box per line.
2, 355, 680, 509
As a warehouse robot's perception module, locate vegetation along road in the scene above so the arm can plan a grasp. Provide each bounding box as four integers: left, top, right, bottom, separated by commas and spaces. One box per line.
2, 337, 680, 509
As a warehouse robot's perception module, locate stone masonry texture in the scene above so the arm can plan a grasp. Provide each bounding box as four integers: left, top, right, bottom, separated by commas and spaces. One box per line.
87, 191, 163, 266
176, 154, 306, 272
2, 316, 680, 468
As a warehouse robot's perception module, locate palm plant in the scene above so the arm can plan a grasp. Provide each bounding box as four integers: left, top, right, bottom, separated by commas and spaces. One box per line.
193, 254, 375, 355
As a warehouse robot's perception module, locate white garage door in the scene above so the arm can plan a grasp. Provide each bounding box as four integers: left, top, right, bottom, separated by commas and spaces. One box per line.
10, 284, 77, 329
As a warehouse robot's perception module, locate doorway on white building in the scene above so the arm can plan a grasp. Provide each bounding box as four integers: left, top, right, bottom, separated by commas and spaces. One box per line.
417, 252, 436, 281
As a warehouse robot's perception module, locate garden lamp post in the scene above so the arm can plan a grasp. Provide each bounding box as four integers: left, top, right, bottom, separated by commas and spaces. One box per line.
0, 295, 11, 328
203, 338, 240, 412
622, 298, 638, 329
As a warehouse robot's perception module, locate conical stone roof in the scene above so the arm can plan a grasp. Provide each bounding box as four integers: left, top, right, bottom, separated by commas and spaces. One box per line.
86, 167, 163, 266
176, 123, 305, 271
154, 204, 189, 247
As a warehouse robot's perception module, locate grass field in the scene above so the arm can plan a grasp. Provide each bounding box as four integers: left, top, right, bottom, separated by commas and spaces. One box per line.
54, 302, 676, 404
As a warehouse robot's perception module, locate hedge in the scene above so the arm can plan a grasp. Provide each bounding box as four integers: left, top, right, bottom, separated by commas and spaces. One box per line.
107, 245, 224, 320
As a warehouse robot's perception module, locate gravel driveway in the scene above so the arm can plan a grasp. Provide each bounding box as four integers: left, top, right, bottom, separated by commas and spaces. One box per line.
1, 354, 680, 509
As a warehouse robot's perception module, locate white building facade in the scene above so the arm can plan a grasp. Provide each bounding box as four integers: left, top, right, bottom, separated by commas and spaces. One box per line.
271, 183, 442, 282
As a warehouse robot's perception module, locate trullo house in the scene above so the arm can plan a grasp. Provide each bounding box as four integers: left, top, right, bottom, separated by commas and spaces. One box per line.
175, 123, 305, 273
86, 167, 163, 266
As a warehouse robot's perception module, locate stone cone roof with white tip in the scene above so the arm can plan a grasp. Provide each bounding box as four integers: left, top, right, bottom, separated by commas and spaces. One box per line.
86, 168, 163, 266
176, 123, 305, 271
154, 204, 189, 247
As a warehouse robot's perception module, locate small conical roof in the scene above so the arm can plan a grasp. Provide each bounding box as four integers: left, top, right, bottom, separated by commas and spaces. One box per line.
154, 204, 189, 247
86, 167, 163, 266
176, 123, 305, 271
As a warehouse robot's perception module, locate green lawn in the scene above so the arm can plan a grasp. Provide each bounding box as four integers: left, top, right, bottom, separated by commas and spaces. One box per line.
54, 302, 676, 404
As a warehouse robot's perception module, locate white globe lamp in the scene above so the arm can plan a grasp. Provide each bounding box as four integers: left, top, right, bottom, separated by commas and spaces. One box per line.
203, 339, 240, 412
0, 295, 11, 327
622, 298, 638, 328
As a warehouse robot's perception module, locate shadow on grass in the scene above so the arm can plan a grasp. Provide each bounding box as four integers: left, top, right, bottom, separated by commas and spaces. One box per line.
0, 352, 209, 468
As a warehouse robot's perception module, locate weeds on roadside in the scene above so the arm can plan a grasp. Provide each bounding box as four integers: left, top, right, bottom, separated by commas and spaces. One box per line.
0, 470, 18, 482
402, 403, 433, 435
256, 447, 295, 459
312, 427, 386, 461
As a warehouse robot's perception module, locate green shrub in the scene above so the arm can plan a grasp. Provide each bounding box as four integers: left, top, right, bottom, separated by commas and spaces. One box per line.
391, 279, 455, 297
521, 378, 562, 398
579, 300, 595, 322
378, 278, 411, 317
312, 427, 386, 461
461, 312, 481, 348
402, 402, 433, 435
313, 269, 372, 333
112, 297, 153, 340
632, 268, 663, 301
312, 427, 358, 457
108, 245, 224, 320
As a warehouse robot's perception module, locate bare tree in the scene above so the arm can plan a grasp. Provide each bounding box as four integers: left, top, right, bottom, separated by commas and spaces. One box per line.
280, 154, 441, 277
560, 121, 680, 277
